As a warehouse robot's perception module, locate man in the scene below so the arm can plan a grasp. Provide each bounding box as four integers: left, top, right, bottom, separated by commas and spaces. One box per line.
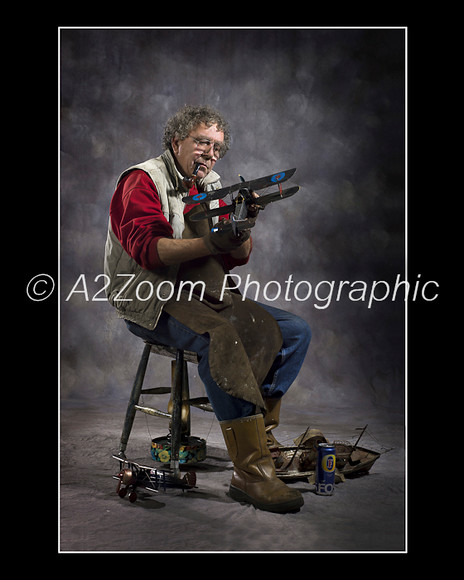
104, 105, 311, 513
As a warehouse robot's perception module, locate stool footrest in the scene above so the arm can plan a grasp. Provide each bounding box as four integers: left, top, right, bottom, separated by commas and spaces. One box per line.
135, 404, 170, 418
187, 397, 214, 412
135, 397, 213, 417
140, 387, 171, 395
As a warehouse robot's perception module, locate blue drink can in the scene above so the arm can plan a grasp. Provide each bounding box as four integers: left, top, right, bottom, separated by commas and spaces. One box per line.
315, 443, 336, 495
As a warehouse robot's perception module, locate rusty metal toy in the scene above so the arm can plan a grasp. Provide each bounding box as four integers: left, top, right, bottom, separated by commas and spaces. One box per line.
271, 425, 383, 484
112, 455, 197, 503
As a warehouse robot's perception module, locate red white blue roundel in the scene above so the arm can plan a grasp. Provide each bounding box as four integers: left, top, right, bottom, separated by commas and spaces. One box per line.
271, 172, 286, 182
192, 192, 208, 201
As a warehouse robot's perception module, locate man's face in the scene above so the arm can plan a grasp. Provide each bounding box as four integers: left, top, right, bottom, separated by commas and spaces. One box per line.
171, 123, 225, 181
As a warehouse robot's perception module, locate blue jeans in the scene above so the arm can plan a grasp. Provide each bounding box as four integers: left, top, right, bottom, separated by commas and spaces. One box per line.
125, 302, 311, 421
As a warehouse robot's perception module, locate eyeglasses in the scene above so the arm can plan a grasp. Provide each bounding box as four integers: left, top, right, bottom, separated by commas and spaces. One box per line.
189, 135, 226, 159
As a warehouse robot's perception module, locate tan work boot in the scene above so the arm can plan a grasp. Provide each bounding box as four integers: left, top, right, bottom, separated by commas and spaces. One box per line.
220, 414, 304, 513
264, 397, 283, 448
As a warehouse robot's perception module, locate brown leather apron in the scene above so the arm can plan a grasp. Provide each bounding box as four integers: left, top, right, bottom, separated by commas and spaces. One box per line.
163, 204, 282, 409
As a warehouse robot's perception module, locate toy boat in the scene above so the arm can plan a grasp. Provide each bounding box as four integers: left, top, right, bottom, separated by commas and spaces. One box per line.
271, 427, 382, 482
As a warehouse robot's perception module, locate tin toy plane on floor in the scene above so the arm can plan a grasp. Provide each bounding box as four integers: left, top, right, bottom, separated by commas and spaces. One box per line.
112, 455, 197, 503
182, 167, 300, 236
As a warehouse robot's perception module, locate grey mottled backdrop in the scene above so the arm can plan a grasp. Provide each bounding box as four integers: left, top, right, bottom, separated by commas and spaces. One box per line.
60, 28, 405, 418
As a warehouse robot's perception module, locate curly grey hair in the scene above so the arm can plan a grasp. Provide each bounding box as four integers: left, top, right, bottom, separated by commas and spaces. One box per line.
162, 104, 231, 158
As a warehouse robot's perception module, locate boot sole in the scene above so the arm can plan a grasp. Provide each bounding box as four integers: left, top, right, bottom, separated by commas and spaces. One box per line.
229, 485, 303, 514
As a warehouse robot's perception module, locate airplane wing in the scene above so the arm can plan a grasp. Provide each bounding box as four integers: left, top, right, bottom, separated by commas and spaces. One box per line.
182, 168, 297, 205
189, 186, 300, 221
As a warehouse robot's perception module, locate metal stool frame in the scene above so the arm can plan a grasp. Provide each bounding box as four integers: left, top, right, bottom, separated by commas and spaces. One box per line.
117, 341, 212, 476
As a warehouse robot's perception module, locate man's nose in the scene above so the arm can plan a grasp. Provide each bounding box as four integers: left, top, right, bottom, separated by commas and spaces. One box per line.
201, 148, 217, 162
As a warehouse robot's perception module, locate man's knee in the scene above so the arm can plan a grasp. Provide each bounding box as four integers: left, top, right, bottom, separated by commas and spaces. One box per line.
299, 318, 311, 347
286, 314, 312, 349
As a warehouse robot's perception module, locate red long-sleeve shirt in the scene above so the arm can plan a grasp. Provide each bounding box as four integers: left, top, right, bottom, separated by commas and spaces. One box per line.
109, 169, 251, 271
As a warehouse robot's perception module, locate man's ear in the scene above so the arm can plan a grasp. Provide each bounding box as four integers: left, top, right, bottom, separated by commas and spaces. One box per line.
171, 137, 180, 155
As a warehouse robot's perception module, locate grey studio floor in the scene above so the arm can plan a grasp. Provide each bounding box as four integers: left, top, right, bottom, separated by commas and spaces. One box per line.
59, 397, 405, 553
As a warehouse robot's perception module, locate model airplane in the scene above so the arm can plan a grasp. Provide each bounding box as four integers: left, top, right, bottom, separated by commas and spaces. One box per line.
182, 168, 300, 236
112, 455, 197, 502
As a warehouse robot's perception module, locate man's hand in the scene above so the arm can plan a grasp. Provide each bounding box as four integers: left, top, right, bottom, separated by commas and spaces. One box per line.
247, 190, 260, 216
203, 220, 250, 255
156, 191, 260, 265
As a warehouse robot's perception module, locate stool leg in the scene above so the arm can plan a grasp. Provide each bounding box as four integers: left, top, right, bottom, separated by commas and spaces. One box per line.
170, 349, 184, 476
169, 358, 191, 437
181, 359, 191, 437
118, 342, 151, 458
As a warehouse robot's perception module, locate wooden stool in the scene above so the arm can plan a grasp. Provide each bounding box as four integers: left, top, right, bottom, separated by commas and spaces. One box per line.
117, 341, 213, 476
